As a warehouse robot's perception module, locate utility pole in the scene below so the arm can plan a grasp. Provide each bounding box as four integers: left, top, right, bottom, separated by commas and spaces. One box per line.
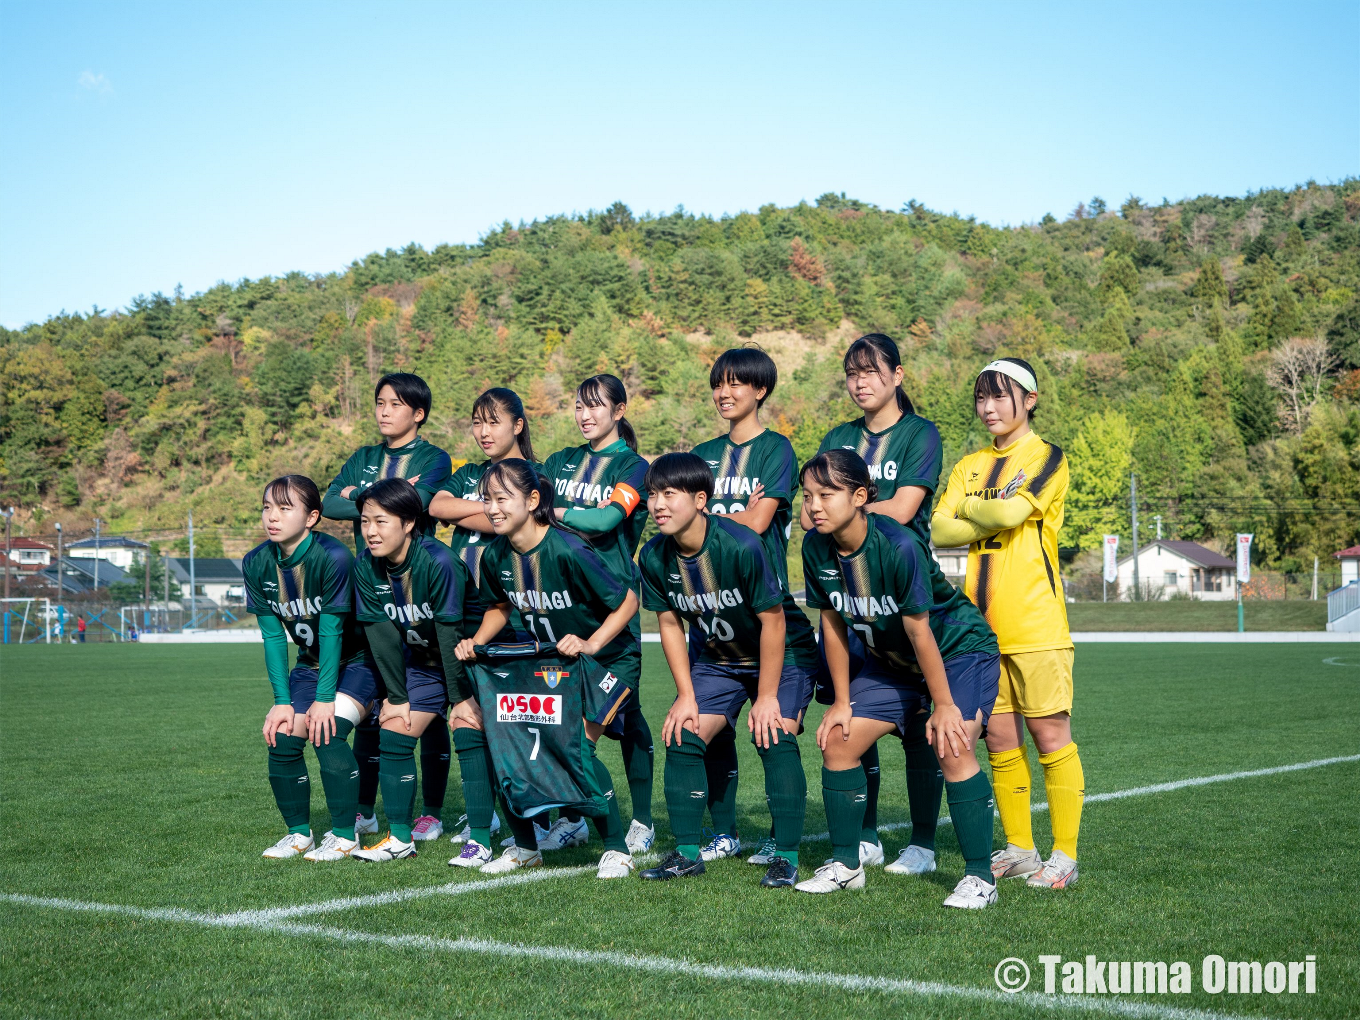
1154, 514, 1163, 541
55, 522, 63, 613
1130, 474, 1140, 602
162, 546, 170, 631
144, 543, 152, 631
2, 506, 13, 601
186, 509, 196, 631
93, 518, 102, 593
1312, 556, 1319, 601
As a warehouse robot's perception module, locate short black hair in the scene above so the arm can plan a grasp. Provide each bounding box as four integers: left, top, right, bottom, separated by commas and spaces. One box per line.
709, 346, 778, 407
356, 477, 424, 524
644, 452, 715, 499
375, 373, 432, 427
799, 450, 879, 505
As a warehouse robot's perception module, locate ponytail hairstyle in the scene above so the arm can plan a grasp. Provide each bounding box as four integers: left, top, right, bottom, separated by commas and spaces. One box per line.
973, 356, 1039, 421
356, 477, 424, 524
479, 458, 555, 527
263, 474, 323, 522
471, 387, 535, 462
576, 374, 637, 451
843, 333, 914, 415
799, 450, 879, 514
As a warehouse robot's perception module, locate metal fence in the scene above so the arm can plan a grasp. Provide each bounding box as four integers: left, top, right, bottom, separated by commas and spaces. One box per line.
1329, 582, 1360, 626
7, 601, 249, 644
1063, 570, 1343, 603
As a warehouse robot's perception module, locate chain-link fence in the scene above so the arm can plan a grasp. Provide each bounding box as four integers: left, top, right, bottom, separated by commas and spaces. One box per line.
1062, 570, 1344, 603
10, 600, 251, 644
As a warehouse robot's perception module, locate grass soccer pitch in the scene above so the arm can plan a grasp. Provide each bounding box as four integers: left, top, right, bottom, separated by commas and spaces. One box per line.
1, 644, 1357, 1020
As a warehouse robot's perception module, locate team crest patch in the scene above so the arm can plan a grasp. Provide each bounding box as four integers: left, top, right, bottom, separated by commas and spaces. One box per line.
598, 672, 618, 694
536, 669, 569, 689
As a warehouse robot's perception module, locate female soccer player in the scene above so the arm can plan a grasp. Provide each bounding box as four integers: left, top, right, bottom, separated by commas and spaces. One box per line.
430, 387, 539, 846
803, 333, 946, 875
349, 478, 476, 862
323, 373, 454, 842
689, 347, 818, 866
932, 357, 1082, 891
454, 459, 639, 879
637, 453, 811, 889
539, 375, 654, 855
244, 475, 379, 862
800, 450, 1001, 906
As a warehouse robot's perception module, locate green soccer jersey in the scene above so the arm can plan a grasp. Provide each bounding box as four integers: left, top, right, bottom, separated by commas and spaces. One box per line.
354, 534, 469, 672
817, 414, 943, 544
324, 435, 454, 544
478, 527, 636, 668
639, 515, 819, 668
542, 440, 649, 589
243, 533, 369, 667
803, 514, 996, 675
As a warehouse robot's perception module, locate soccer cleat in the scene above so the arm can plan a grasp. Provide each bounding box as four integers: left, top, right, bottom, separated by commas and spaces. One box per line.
480, 845, 543, 874
760, 856, 798, 888
859, 840, 886, 867
449, 811, 501, 845
991, 844, 1043, 880
537, 817, 589, 851
355, 813, 378, 835
746, 836, 779, 865
796, 861, 866, 894
943, 874, 999, 909
352, 834, 417, 862
1026, 849, 1079, 889
625, 819, 656, 855
700, 833, 742, 861
885, 844, 938, 875
448, 840, 492, 868
597, 849, 636, 879
304, 832, 357, 862
640, 849, 706, 881
262, 832, 314, 859
410, 816, 444, 842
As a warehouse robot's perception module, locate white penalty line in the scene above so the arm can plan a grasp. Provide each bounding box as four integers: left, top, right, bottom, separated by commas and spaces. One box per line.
1, 893, 1280, 1020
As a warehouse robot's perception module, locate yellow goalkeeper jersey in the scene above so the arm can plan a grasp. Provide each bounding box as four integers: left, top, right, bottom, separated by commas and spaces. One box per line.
936, 430, 1072, 654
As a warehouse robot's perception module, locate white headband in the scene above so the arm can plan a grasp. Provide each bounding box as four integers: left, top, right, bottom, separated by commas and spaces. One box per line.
979, 360, 1036, 393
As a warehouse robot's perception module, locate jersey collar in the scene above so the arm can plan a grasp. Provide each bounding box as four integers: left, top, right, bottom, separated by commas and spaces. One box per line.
990, 430, 1040, 458
383, 435, 425, 454
834, 514, 876, 560
671, 515, 712, 561
721, 427, 767, 449
585, 438, 630, 456
273, 532, 314, 568
855, 412, 909, 438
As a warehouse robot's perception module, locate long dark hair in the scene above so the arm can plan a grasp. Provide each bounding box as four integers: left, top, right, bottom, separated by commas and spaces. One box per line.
577, 374, 637, 451
472, 387, 535, 462
263, 475, 322, 520
799, 450, 879, 513
356, 477, 424, 524
843, 333, 914, 415
973, 357, 1039, 421
479, 458, 555, 527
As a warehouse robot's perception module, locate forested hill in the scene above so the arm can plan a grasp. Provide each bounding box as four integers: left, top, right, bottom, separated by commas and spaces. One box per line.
3, 184, 1359, 574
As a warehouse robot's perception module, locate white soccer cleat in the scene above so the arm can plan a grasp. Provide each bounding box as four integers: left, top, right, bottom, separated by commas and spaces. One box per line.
410, 815, 444, 841
796, 861, 866, 894
355, 813, 379, 835
596, 849, 636, 879
537, 817, 589, 851
304, 832, 358, 862
943, 874, 999, 909
885, 844, 937, 875
625, 819, 656, 855
449, 811, 501, 845
448, 840, 492, 868
860, 840, 885, 866
262, 832, 314, 859
746, 836, 779, 865
351, 834, 417, 862
700, 833, 742, 861
1026, 849, 1079, 889
480, 844, 543, 874
991, 844, 1043, 880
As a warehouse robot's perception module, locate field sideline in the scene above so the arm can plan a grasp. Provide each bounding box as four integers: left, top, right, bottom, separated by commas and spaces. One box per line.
1, 643, 1357, 1019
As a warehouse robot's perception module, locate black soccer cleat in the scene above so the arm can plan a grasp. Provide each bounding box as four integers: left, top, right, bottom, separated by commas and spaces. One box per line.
760, 856, 798, 888
640, 849, 706, 881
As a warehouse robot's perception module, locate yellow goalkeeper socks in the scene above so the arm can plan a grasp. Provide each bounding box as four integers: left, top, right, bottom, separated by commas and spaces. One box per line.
987, 747, 1035, 851
1038, 742, 1085, 860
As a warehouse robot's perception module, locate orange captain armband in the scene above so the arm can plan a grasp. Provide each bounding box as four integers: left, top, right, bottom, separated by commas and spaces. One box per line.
609, 482, 641, 516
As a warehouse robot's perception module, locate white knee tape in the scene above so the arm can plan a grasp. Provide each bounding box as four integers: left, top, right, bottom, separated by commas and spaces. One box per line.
334, 693, 365, 727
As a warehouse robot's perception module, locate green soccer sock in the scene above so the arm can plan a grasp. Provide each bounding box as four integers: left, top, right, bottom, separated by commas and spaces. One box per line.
823, 765, 868, 868
704, 725, 740, 837
663, 728, 708, 860
903, 712, 943, 851
267, 734, 311, 835
378, 729, 420, 842
585, 737, 628, 853
312, 718, 359, 841
756, 734, 805, 866
453, 727, 496, 847
418, 723, 450, 821
946, 770, 997, 881
506, 811, 539, 850
860, 740, 881, 844
621, 707, 655, 827
354, 721, 380, 817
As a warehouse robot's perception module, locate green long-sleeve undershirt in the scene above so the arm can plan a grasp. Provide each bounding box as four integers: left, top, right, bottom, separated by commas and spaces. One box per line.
364, 618, 471, 707
562, 502, 626, 533
259, 614, 292, 705
322, 484, 436, 522
258, 613, 347, 704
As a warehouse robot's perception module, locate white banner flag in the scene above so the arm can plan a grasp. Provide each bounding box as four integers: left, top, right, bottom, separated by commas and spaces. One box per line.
1103, 535, 1120, 583
1236, 533, 1253, 584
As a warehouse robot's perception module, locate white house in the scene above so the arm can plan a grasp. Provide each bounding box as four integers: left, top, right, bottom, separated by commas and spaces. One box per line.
67, 535, 149, 571
1115, 540, 1236, 601
931, 544, 968, 585
166, 557, 245, 605
1336, 545, 1359, 588
5, 537, 54, 573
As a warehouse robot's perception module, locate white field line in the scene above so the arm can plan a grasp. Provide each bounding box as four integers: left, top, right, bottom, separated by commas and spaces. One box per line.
1, 893, 1281, 1020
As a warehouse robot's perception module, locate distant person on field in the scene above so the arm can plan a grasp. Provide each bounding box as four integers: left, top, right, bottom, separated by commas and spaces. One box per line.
76, 615, 86, 643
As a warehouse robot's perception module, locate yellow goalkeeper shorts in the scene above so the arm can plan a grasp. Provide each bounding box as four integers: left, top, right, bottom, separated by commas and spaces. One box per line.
993, 648, 1074, 717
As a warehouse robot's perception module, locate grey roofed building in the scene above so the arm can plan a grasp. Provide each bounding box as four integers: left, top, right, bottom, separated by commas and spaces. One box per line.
166, 558, 245, 584
39, 557, 130, 593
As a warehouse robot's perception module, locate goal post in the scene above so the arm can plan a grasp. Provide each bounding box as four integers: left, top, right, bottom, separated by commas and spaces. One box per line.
0, 597, 51, 644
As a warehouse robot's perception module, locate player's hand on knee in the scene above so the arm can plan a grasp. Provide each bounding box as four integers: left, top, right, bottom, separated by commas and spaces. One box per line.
816, 702, 853, 751
927, 703, 968, 758
263, 705, 294, 747
380, 700, 412, 731
307, 701, 337, 745
454, 638, 478, 662
662, 696, 699, 746
449, 697, 484, 729
748, 694, 783, 749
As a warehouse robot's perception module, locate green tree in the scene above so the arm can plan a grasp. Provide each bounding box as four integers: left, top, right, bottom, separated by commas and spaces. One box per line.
1063, 410, 1134, 550
1189, 258, 1227, 305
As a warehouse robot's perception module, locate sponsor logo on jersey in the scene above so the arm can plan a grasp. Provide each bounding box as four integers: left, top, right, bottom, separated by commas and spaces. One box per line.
375, 584, 391, 594
383, 600, 435, 624
669, 573, 682, 582
666, 587, 744, 613
496, 692, 561, 724
820, 569, 839, 579
598, 672, 617, 694
828, 591, 901, 618
536, 669, 569, 689
262, 581, 278, 590
705, 460, 720, 468
495, 672, 510, 678
363, 465, 379, 474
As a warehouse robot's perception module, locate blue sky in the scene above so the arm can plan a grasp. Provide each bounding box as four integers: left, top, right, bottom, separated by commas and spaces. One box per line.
1, 0, 1356, 329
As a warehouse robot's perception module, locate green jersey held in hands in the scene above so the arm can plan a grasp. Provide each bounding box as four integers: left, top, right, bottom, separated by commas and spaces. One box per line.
816, 413, 942, 544
323, 436, 453, 544
354, 534, 469, 673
